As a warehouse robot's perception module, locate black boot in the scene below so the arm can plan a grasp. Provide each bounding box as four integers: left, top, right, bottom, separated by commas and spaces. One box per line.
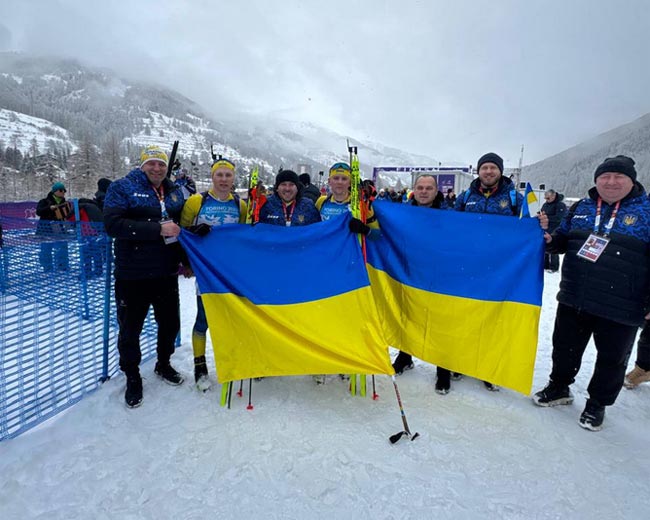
392, 351, 414, 375
194, 356, 211, 391
155, 361, 184, 386
125, 373, 143, 408
579, 399, 605, 431
532, 381, 573, 407
435, 367, 451, 395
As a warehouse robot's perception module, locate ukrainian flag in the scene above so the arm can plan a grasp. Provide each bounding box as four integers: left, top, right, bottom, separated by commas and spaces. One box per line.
180, 214, 393, 383
366, 203, 544, 394
520, 182, 538, 218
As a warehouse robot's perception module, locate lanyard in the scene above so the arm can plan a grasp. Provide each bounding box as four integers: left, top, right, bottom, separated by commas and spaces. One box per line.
593, 198, 620, 237
151, 183, 169, 219
282, 201, 295, 226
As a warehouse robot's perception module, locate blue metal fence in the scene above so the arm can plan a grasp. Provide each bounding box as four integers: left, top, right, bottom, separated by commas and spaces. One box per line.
0, 205, 161, 441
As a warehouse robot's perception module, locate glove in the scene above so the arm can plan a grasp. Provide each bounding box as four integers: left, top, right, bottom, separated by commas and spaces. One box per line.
187, 223, 211, 237
348, 217, 371, 236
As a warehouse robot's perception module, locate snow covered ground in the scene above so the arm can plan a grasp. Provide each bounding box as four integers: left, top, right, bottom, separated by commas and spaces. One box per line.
0, 273, 648, 519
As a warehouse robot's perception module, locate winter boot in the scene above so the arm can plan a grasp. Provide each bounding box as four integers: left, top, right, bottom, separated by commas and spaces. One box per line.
483, 381, 499, 392
624, 365, 650, 389
125, 373, 143, 408
313, 375, 326, 385
435, 368, 451, 395
194, 356, 211, 392
451, 372, 463, 381
154, 361, 184, 386
579, 399, 605, 432
532, 382, 573, 407
392, 351, 414, 375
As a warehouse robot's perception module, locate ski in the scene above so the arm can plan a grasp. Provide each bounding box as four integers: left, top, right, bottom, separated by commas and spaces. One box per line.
347, 140, 367, 397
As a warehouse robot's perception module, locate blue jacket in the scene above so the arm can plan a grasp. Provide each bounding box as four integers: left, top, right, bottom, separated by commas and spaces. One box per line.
549, 183, 650, 326
455, 177, 523, 216
104, 168, 185, 280
258, 195, 321, 227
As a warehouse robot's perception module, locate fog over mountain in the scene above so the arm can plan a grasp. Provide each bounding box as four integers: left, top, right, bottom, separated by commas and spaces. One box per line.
0, 52, 437, 200
523, 113, 650, 198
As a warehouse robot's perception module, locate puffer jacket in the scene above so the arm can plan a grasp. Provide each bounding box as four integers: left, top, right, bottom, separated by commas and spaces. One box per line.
258, 194, 321, 227
549, 183, 650, 326
103, 168, 185, 280
455, 176, 523, 216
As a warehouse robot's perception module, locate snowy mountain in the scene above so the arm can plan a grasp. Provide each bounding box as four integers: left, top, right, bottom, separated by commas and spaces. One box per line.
522, 113, 650, 197
0, 52, 438, 199
0, 107, 75, 154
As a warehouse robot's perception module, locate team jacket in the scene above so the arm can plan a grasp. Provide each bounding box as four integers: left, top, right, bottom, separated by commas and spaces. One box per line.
180, 191, 246, 228
455, 177, 523, 216
548, 184, 650, 326
258, 194, 321, 227
103, 168, 185, 280
315, 194, 378, 227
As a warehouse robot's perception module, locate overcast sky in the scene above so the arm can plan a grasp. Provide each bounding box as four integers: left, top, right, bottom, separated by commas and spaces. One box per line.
1, 0, 649, 166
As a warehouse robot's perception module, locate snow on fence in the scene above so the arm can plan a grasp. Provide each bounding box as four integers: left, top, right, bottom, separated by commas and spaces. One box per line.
0, 205, 161, 441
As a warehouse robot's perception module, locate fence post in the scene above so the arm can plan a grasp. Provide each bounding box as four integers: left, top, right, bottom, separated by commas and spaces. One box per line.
101, 236, 113, 382
73, 199, 90, 320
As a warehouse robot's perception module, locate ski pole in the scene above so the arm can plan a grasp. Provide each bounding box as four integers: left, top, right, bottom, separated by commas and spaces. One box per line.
247, 379, 254, 410
237, 380, 243, 398
389, 375, 419, 444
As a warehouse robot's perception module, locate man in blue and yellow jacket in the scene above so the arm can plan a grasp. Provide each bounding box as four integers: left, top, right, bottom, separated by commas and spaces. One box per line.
104, 145, 186, 408
534, 155, 650, 432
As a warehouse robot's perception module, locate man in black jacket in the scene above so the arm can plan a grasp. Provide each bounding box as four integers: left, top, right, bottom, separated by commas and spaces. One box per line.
391, 175, 452, 391
540, 190, 567, 272
104, 146, 186, 408
36, 182, 73, 272
533, 156, 650, 431
298, 173, 321, 203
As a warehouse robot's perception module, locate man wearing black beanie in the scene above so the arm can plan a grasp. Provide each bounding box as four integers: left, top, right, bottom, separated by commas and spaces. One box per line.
448, 152, 528, 394
259, 169, 321, 226
534, 154, 650, 432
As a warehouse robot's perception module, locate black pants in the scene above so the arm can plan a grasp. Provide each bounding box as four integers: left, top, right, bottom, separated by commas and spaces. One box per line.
549, 303, 638, 406
544, 253, 559, 271
634, 320, 650, 371
115, 276, 180, 377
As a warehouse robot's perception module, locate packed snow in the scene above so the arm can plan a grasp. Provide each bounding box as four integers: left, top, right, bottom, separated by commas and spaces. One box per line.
0, 272, 648, 519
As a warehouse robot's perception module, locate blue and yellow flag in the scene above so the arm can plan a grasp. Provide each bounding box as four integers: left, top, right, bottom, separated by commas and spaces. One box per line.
520, 182, 538, 218
366, 203, 544, 394
180, 215, 394, 383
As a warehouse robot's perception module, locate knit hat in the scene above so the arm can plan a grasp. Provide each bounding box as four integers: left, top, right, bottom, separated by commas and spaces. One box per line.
274, 169, 300, 190
329, 162, 352, 178
477, 152, 504, 174
298, 173, 311, 185
594, 155, 637, 182
140, 146, 169, 168
52, 182, 66, 192
211, 158, 236, 175
97, 178, 112, 192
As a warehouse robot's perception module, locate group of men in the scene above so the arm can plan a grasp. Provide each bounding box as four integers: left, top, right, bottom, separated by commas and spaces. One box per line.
78, 144, 650, 431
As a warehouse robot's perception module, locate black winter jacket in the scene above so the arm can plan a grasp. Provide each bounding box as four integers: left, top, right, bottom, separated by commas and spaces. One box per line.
541, 193, 567, 232
548, 184, 650, 326
103, 169, 185, 280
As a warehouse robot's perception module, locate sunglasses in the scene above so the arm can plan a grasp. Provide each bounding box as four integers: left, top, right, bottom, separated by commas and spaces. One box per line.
330, 162, 351, 172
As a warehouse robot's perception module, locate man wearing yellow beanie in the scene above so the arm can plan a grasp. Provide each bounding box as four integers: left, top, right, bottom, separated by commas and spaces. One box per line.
180, 157, 246, 391
104, 144, 187, 408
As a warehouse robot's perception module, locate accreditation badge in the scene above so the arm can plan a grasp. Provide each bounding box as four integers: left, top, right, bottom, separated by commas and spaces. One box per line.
576, 234, 610, 262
